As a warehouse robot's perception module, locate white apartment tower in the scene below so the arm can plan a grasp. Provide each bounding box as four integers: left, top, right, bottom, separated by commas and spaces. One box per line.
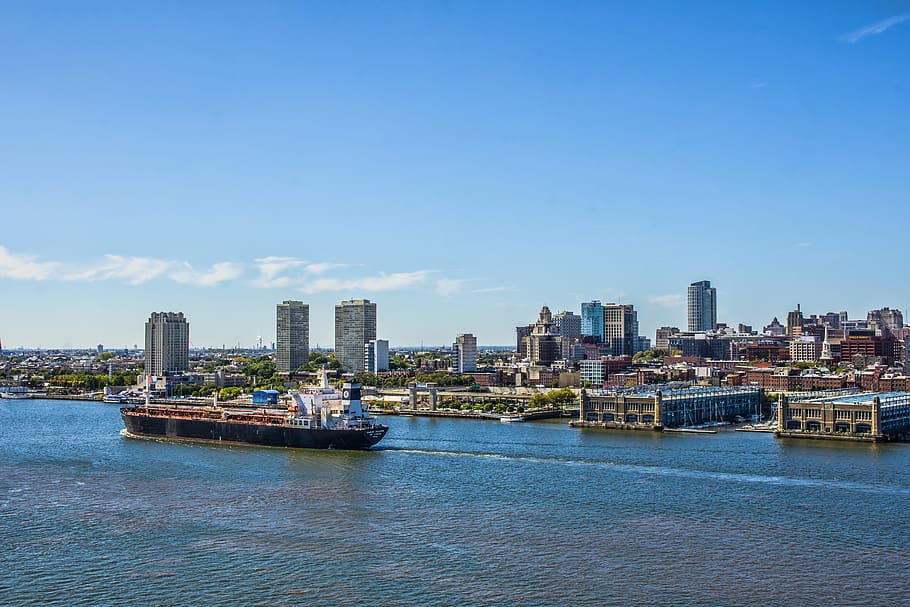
688, 280, 717, 332
364, 339, 390, 373
276, 300, 309, 372
334, 299, 377, 371
144, 312, 189, 376
453, 333, 478, 374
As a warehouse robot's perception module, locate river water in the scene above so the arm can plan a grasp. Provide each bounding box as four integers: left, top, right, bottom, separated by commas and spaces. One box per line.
1, 399, 908, 606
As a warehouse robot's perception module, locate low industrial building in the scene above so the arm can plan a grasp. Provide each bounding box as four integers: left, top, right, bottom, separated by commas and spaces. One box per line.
776, 391, 910, 442
572, 385, 763, 431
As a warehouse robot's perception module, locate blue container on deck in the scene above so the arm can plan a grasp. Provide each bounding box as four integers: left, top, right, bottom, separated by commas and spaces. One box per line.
252, 389, 280, 405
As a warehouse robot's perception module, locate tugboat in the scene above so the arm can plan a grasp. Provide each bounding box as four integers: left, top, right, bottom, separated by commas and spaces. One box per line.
120, 375, 387, 450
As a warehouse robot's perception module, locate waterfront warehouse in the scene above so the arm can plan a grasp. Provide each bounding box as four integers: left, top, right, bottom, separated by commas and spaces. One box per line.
572, 385, 763, 431
776, 391, 910, 442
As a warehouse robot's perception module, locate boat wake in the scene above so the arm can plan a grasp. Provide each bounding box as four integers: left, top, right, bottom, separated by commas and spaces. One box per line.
378, 446, 910, 496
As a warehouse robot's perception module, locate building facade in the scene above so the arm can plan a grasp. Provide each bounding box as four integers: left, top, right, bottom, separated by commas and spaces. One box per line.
575, 386, 762, 430
655, 326, 680, 350
452, 333, 478, 374
144, 312, 189, 377
276, 300, 309, 372
581, 301, 604, 342
789, 335, 820, 363
603, 303, 638, 357
867, 307, 904, 335
777, 392, 910, 442
554, 311, 582, 359
364, 339, 389, 373
687, 280, 717, 332
521, 306, 560, 365
334, 299, 377, 371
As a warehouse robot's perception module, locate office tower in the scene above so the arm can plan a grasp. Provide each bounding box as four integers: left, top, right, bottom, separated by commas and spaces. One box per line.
655, 326, 680, 350
364, 339, 389, 373
868, 307, 904, 335
452, 333, 478, 373
581, 301, 604, 342
786, 304, 804, 336
276, 300, 309, 372
144, 312, 189, 376
554, 311, 582, 359
516, 325, 532, 355
554, 311, 581, 340
334, 299, 377, 371
603, 303, 638, 357
687, 280, 717, 332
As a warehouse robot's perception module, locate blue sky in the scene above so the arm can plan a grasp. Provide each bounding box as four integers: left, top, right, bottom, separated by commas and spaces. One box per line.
1, 1, 908, 349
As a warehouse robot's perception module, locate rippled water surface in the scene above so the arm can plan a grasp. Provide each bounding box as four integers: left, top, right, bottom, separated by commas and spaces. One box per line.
2, 399, 909, 606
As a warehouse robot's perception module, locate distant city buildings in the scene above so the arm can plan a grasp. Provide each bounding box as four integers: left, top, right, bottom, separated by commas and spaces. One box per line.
144, 312, 189, 376
364, 339, 389, 373
687, 280, 716, 332
452, 333, 477, 373
334, 299, 377, 372
276, 300, 309, 372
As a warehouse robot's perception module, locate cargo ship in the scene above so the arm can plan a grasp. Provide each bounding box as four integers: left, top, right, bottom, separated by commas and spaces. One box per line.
120, 378, 387, 450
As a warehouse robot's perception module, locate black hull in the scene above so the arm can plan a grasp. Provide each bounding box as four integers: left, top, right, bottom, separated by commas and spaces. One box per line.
121, 409, 387, 450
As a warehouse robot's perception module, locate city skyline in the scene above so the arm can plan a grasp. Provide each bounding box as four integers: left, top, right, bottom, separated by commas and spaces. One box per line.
1, 3, 908, 348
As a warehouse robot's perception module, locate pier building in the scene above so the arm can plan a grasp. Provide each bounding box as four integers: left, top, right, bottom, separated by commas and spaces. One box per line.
776, 391, 910, 442
573, 385, 763, 431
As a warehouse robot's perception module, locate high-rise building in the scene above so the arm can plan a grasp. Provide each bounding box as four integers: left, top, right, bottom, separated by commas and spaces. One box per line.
581, 301, 604, 342
603, 303, 638, 357
364, 339, 389, 373
516, 324, 532, 354
452, 333, 478, 374
687, 280, 717, 332
144, 312, 189, 376
655, 326, 680, 350
554, 311, 582, 359
786, 304, 804, 336
868, 307, 904, 336
524, 306, 561, 365
334, 299, 377, 371
276, 300, 309, 372
554, 311, 581, 340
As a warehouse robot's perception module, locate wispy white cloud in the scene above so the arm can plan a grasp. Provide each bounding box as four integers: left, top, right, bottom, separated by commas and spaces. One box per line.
304, 262, 354, 275
648, 294, 684, 307
67, 255, 173, 285
795, 241, 812, 248
171, 262, 244, 286
436, 278, 467, 296
251, 256, 307, 287
750, 81, 767, 89
472, 286, 511, 294
0, 245, 454, 296
300, 271, 431, 295
842, 13, 910, 43
0, 246, 58, 280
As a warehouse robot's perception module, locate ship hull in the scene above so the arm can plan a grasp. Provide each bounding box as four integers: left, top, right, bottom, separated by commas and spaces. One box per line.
121, 408, 387, 450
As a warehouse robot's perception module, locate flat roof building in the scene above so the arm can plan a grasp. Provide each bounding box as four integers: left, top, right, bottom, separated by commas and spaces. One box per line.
777, 391, 910, 442
573, 385, 763, 431
335, 299, 377, 372
276, 300, 309, 372
144, 312, 189, 377
688, 281, 716, 332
